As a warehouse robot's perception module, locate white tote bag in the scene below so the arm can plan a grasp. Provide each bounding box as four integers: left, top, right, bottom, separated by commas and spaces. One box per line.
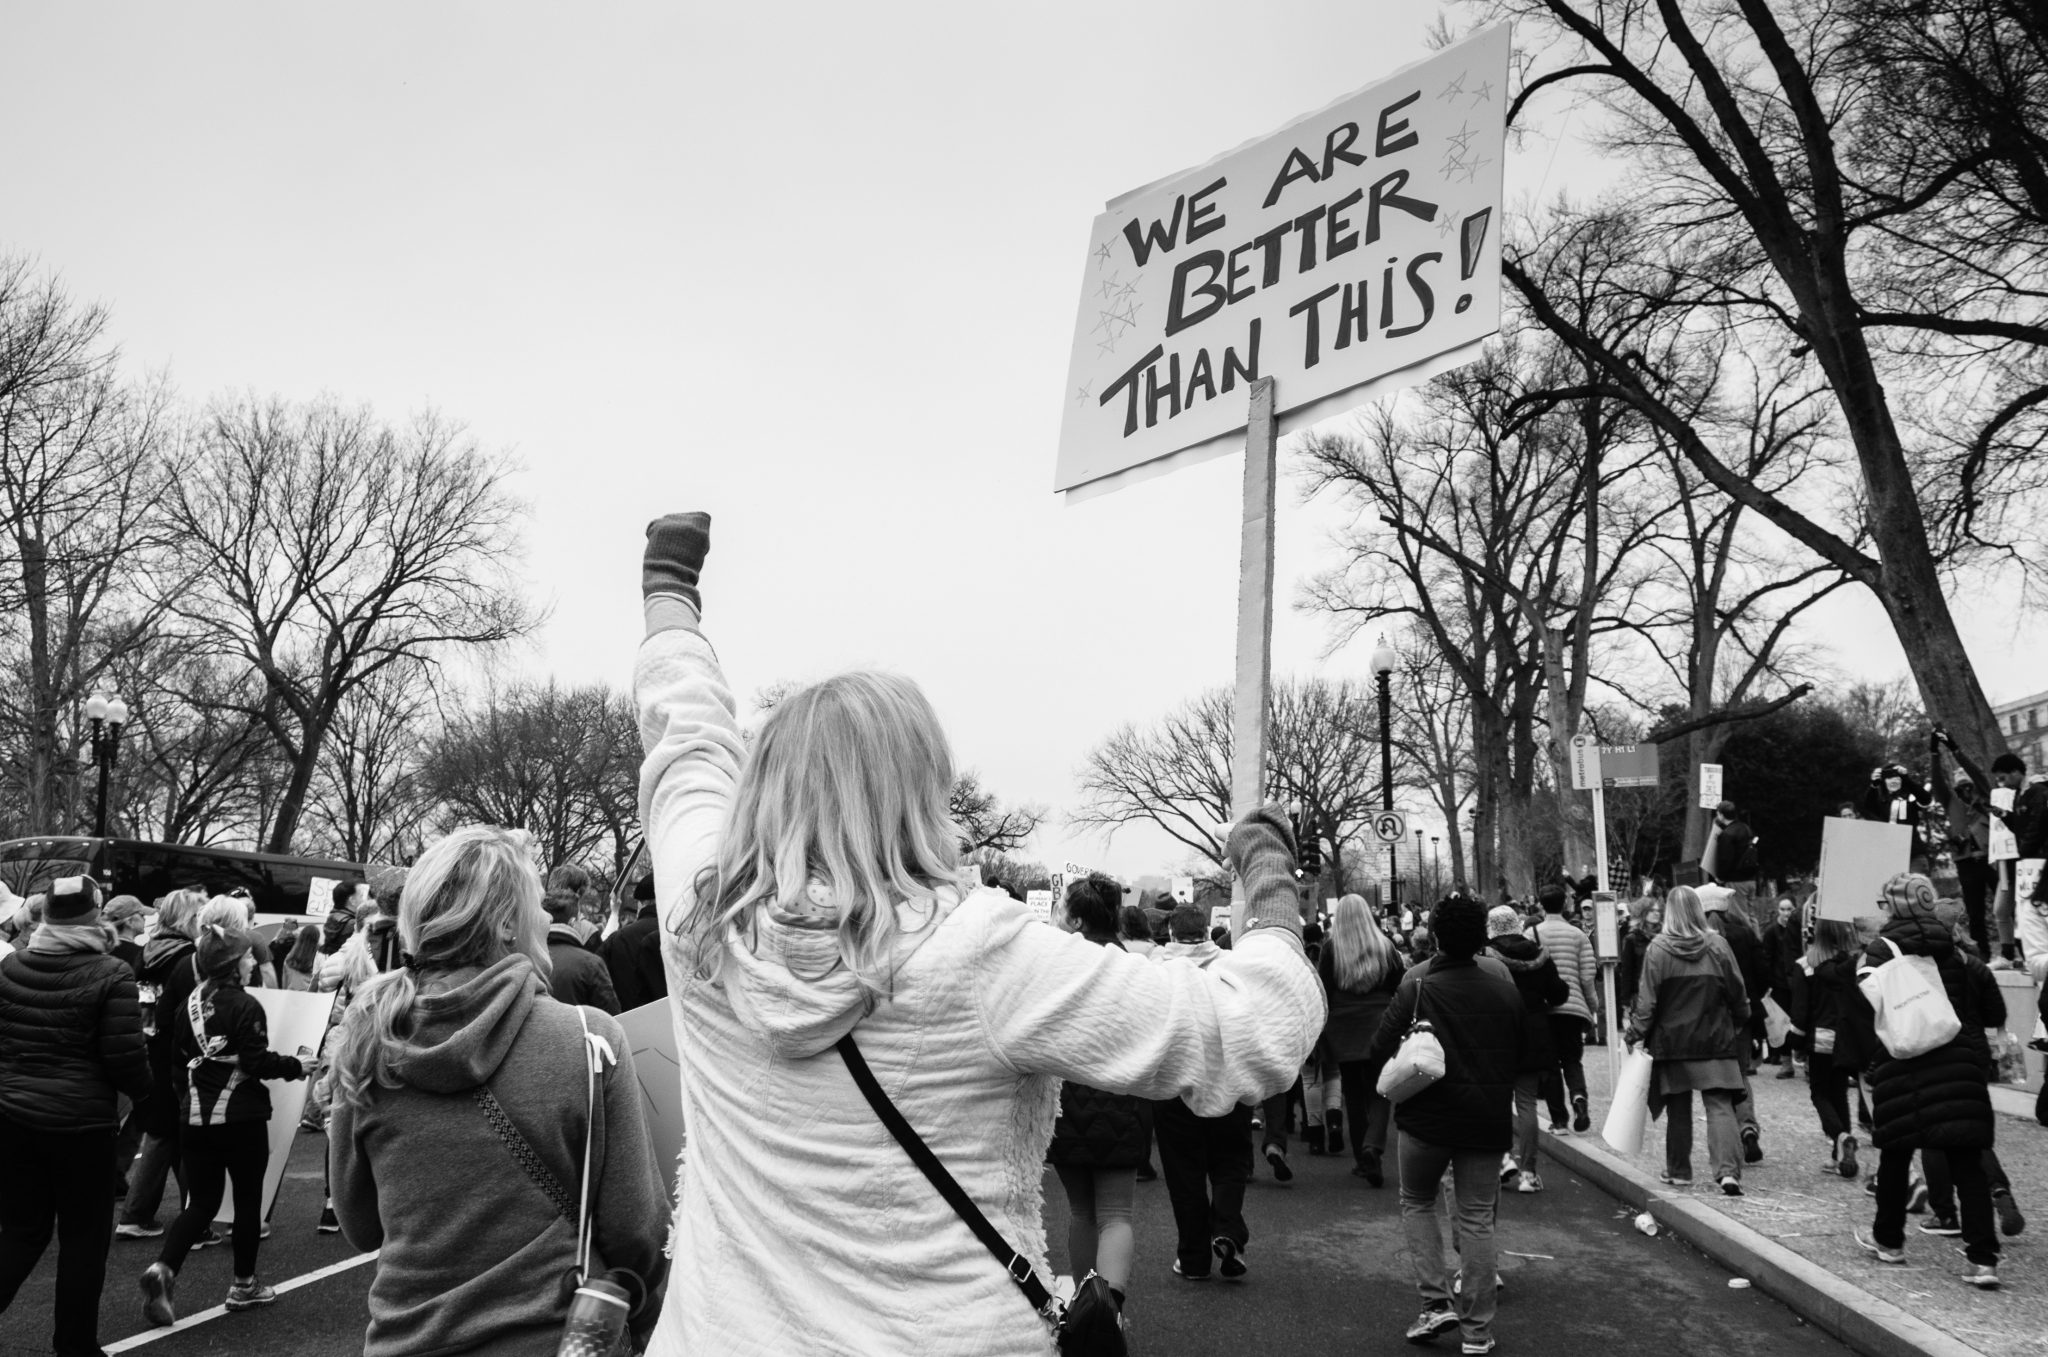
1376, 974, 1446, 1104
1601, 1047, 1654, 1154
1857, 937, 1962, 1060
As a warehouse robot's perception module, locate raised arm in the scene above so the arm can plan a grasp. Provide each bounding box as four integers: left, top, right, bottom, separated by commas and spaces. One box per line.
633, 514, 746, 982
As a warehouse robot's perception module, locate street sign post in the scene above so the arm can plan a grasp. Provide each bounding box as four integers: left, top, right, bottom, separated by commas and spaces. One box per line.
1371, 810, 1409, 843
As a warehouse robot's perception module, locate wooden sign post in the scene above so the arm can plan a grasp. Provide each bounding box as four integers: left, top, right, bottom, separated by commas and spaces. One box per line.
1229, 378, 1279, 936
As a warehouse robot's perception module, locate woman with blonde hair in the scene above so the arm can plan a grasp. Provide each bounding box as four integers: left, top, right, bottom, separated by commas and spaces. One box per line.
323, 826, 668, 1356
1321, 894, 1406, 1185
634, 514, 1323, 1354
1626, 886, 1751, 1195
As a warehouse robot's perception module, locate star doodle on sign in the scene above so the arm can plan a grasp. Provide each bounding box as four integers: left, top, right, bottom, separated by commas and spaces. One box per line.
1113, 298, 1142, 326
1441, 152, 1469, 180
1469, 79, 1494, 106
1092, 310, 1117, 337
1093, 241, 1114, 267
1439, 73, 1468, 103
1098, 270, 1123, 300
1460, 155, 1492, 184
1097, 334, 1121, 357
1076, 381, 1095, 405
1447, 121, 1477, 156
1435, 211, 1459, 239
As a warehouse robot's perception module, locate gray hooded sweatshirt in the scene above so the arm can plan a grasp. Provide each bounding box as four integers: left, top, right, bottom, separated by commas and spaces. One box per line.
328, 954, 668, 1357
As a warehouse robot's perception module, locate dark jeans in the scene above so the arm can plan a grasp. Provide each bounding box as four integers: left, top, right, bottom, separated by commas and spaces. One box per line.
121, 1124, 185, 1226
1957, 856, 1993, 958
1336, 1058, 1392, 1165
1927, 1146, 2012, 1214
161, 1121, 269, 1278
1153, 1098, 1252, 1274
1876, 1146, 1997, 1266
1543, 1015, 1589, 1123
1809, 1052, 1851, 1143
0, 1113, 117, 1356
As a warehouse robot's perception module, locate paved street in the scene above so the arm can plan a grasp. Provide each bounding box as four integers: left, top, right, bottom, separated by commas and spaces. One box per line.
3, 1123, 1848, 1357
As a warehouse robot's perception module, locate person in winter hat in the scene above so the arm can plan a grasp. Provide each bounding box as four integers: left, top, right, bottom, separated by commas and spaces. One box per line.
1627, 886, 1751, 1195
0, 875, 152, 1357
1855, 873, 2004, 1287
1862, 765, 1936, 872
1486, 904, 1567, 1193
1045, 876, 1145, 1321
118, 889, 207, 1241
633, 513, 1322, 1355
139, 901, 309, 1325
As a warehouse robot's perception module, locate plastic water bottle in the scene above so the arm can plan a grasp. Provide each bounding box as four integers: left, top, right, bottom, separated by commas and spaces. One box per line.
557, 1277, 631, 1357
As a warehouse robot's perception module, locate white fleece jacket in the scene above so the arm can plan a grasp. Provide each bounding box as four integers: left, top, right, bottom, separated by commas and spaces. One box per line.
634, 628, 1322, 1357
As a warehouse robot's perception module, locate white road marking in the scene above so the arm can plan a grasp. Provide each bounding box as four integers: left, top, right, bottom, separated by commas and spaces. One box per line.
104, 1249, 379, 1352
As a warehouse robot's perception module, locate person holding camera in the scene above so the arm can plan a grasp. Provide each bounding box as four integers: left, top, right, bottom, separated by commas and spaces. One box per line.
632, 513, 1323, 1355
325, 825, 670, 1356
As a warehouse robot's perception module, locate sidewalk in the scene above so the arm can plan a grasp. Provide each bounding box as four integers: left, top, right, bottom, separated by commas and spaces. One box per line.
1545, 1051, 2047, 1357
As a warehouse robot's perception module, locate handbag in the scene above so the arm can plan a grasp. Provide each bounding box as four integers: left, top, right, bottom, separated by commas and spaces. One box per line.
1856, 937, 1962, 1060
837, 1035, 1126, 1356
1376, 972, 1445, 1104
477, 1007, 645, 1357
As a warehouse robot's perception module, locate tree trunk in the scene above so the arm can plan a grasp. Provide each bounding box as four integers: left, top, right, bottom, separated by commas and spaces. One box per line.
20, 532, 63, 834
1540, 627, 1594, 879
262, 715, 329, 854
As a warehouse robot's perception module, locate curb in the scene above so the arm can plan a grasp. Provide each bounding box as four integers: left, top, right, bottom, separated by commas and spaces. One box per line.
1539, 1130, 1987, 1357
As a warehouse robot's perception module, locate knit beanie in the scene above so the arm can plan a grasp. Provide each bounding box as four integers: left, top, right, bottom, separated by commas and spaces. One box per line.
1486, 905, 1522, 939
45, 876, 103, 926
1882, 872, 1938, 916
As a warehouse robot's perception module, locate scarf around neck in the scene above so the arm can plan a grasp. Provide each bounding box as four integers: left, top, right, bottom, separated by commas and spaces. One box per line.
29, 920, 116, 956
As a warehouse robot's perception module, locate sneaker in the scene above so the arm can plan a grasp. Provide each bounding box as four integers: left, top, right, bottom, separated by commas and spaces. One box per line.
1572, 1093, 1591, 1133
1500, 1153, 1519, 1184
1659, 1173, 1694, 1187
190, 1228, 223, 1250
1720, 1176, 1743, 1197
1405, 1304, 1460, 1343
1462, 1339, 1498, 1356
1864, 1177, 1878, 1198
1776, 1063, 1799, 1080
1993, 1190, 2026, 1237
1965, 1263, 2001, 1289
1265, 1145, 1293, 1183
1172, 1258, 1211, 1281
1989, 956, 2016, 971
1741, 1127, 1763, 1164
1856, 1233, 1907, 1265
1358, 1148, 1384, 1187
317, 1205, 341, 1234
298, 1113, 324, 1134
1548, 1120, 1571, 1136
1212, 1236, 1247, 1279
1919, 1215, 1963, 1237
1836, 1135, 1858, 1180
139, 1262, 177, 1326
224, 1278, 277, 1311
1513, 1170, 1544, 1194
115, 1221, 164, 1240
1907, 1177, 1929, 1214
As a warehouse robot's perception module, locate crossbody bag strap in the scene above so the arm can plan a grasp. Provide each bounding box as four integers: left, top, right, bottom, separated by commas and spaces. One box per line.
836, 1034, 1061, 1326
474, 1084, 578, 1222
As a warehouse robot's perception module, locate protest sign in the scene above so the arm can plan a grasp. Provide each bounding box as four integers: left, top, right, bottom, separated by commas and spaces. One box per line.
214, 988, 335, 1226
1816, 818, 1913, 921
617, 1000, 684, 1205
1698, 764, 1723, 810
1170, 876, 1195, 904
1056, 24, 1509, 501
305, 876, 338, 920
1025, 889, 1055, 924
1210, 905, 1232, 933
1991, 787, 2019, 861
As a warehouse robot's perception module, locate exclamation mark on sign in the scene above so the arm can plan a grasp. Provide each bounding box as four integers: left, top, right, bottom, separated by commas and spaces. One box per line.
1455, 208, 1491, 314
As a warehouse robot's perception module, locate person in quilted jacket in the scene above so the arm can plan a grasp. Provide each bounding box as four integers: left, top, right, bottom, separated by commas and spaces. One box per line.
1045, 875, 1146, 1322
1855, 873, 2003, 1288
0, 875, 151, 1357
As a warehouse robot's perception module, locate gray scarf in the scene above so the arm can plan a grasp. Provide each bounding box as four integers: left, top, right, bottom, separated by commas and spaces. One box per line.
28, 920, 116, 956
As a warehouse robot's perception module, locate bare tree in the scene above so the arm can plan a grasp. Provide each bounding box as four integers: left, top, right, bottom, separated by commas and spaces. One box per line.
1390, 639, 1476, 891
950, 771, 1046, 857
1074, 678, 1390, 878
304, 661, 436, 864
104, 648, 281, 845
1490, 0, 2042, 757
164, 397, 536, 851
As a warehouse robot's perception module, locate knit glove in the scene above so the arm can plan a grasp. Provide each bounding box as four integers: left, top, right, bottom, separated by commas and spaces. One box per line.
1225, 803, 1306, 942
643, 512, 711, 636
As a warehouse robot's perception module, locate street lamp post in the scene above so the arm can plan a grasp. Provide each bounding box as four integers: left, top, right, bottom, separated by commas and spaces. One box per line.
85, 692, 129, 838
1371, 635, 1396, 910
1431, 835, 1441, 898
1414, 828, 1425, 903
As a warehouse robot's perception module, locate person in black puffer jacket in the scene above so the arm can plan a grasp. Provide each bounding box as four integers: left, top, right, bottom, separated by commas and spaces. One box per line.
1486, 906, 1567, 1193
119, 889, 208, 1239
1364, 895, 1524, 1353
0, 875, 152, 1357
1855, 873, 2002, 1287
1045, 876, 1144, 1317
1791, 919, 1874, 1179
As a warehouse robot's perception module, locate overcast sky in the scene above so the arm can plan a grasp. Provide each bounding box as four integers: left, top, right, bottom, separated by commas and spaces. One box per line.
4, 2, 2040, 879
